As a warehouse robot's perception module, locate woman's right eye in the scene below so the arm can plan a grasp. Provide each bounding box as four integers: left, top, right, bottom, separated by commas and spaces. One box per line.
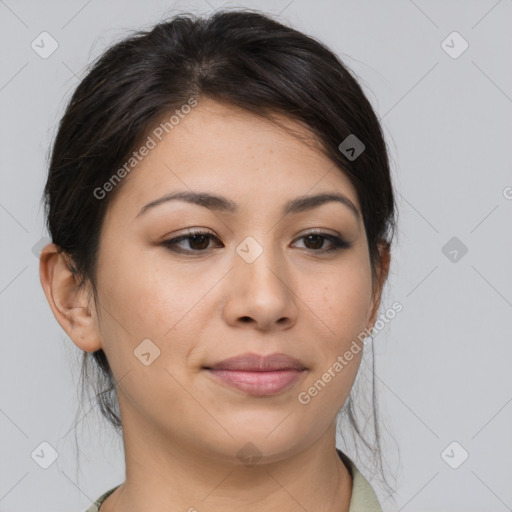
160, 230, 223, 253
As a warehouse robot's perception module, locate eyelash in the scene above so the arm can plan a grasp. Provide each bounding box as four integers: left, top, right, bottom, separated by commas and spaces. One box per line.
161, 229, 352, 255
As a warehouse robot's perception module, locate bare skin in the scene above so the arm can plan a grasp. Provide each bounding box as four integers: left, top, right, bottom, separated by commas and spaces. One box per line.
40, 98, 389, 512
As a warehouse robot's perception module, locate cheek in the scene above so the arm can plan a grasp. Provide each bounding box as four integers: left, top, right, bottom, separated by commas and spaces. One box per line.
310, 261, 373, 341
297, 262, 372, 405
93, 251, 198, 411
95, 245, 215, 373
96, 244, 180, 331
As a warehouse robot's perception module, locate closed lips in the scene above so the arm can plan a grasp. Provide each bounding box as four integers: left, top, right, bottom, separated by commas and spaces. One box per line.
204, 352, 307, 372
203, 353, 308, 396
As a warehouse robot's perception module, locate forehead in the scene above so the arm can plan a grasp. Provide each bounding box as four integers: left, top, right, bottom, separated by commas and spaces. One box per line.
108, 98, 360, 217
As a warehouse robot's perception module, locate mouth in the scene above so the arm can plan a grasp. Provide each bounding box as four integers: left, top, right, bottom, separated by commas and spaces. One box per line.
203, 352, 308, 396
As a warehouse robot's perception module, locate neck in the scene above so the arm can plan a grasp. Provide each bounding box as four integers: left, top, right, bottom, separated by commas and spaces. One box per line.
101, 409, 352, 512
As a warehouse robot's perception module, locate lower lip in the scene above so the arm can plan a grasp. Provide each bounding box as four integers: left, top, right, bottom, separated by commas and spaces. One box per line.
206, 369, 305, 396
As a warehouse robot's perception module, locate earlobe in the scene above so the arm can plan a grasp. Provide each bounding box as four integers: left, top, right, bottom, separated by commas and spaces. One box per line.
39, 243, 103, 353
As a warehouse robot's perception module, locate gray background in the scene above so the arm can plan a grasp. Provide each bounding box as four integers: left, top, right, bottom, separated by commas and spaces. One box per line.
1, 0, 511, 511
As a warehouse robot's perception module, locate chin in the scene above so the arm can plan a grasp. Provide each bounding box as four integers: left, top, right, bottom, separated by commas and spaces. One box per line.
213, 420, 309, 460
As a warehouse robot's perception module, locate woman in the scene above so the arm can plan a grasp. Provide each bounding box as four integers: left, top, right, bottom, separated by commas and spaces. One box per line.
39, 9, 397, 512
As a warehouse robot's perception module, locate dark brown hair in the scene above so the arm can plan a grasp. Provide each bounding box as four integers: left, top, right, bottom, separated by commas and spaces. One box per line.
42, 8, 399, 499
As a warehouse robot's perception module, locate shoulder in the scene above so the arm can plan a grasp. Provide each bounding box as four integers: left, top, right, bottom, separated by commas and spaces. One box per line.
83, 484, 122, 512
337, 449, 384, 512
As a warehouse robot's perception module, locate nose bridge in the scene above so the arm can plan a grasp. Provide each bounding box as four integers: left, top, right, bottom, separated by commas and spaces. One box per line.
224, 233, 297, 329
234, 233, 287, 290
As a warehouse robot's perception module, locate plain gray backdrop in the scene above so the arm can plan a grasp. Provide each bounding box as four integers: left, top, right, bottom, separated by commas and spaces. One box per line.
0, 0, 511, 511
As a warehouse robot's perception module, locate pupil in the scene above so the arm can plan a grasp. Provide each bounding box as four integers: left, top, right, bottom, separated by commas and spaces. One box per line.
191, 234, 209, 250
306, 235, 322, 249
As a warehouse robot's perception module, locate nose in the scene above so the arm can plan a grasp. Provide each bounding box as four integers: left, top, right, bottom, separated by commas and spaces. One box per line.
222, 242, 298, 332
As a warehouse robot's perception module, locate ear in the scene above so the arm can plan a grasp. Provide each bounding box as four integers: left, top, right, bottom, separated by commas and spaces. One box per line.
39, 243, 102, 352
367, 241, 391, 330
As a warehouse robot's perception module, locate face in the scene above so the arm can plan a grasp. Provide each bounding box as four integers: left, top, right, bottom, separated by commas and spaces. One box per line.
77, 99, 384, 462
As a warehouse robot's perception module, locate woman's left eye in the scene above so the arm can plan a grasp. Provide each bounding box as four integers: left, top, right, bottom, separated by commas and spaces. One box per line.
293, 232, 351, 252
161, 230, 351, 254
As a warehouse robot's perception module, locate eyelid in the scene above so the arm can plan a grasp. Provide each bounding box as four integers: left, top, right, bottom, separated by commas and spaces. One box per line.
167, 227, 344, 240
160, 229, 222, 253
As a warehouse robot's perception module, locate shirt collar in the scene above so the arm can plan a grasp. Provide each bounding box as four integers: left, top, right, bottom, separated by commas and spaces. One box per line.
337, 449, 384, 512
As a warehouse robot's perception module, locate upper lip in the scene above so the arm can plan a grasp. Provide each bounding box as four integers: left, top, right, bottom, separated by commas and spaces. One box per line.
205, 353, 307, 371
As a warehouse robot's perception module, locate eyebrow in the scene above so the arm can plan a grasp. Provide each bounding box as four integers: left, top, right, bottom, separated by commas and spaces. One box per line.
135, 190, 360, 220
